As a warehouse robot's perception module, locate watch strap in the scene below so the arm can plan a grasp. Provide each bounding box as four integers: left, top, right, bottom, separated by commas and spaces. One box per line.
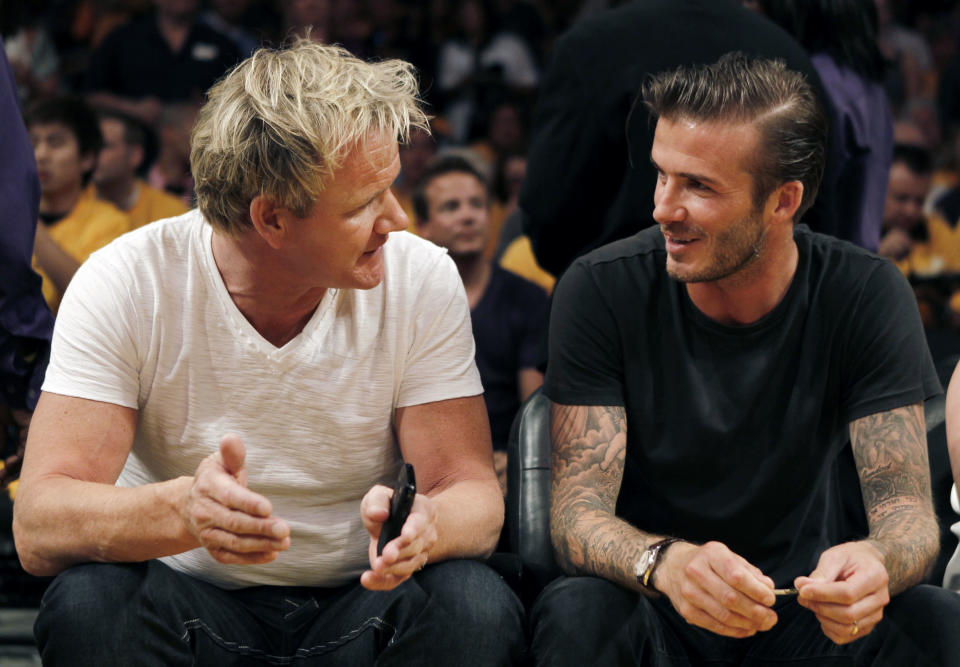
638, 537, 685, 591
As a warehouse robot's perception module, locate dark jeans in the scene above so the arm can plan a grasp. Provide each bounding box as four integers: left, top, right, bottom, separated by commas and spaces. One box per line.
35, 559, 526, 666
530, 576, 960, 666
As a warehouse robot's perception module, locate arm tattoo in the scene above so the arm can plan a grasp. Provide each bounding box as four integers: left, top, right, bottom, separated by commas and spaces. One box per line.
549, 403, 663, 587
850, 403, 940, 594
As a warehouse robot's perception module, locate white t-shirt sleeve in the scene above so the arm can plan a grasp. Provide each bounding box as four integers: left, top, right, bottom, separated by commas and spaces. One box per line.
42, 252, 141, 409
396, 251, 482, 408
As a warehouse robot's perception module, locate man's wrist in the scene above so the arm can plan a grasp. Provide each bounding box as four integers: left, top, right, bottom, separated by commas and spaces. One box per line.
635, 537, 687, 596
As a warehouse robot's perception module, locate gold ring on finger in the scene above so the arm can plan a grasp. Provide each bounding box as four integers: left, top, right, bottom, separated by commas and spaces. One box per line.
850, 620, 860, 637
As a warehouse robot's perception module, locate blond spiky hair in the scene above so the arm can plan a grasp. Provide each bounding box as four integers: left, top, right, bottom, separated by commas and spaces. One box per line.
191, 39, 429, 234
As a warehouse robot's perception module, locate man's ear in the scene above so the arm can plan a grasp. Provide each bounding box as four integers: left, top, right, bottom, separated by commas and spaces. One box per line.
249, 195, 291, 249
767, 180, 804, 225
80, 152, 96, 179
129, 144, 145, 172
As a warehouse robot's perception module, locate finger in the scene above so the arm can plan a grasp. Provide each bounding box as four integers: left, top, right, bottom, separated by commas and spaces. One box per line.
687, 580, 776, 633
672, 591, 764, 638
801, 589, 888, 628
685, 545, 777, 617
207, 547, 284, 566
816, 609, 883, 645
199, 523, 290, 554
219, 434, 247, 479
194, 497, 290, 541
360, 484, 393, 535
796, 568, 888, 606
360, 569, 406, 591
196, 469, 273, 518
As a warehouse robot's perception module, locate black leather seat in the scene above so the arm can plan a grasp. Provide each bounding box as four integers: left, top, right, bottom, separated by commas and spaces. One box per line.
505, 388, 560, 602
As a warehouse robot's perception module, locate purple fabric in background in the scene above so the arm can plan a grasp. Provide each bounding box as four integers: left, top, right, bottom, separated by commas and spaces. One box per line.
812, 52, 894, 253
0, 48, 53, 411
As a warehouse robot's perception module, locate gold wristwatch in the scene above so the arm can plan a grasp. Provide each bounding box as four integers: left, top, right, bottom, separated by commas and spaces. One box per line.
635, 537, 684, 591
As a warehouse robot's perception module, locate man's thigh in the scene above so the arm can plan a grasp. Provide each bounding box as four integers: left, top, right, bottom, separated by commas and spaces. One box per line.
36, 559, 525, 666
530, 576, 699, 667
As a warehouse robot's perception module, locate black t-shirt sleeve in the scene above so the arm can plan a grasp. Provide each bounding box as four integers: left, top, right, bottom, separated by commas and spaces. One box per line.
543, 260, 625, 406
840, 259, 941, 421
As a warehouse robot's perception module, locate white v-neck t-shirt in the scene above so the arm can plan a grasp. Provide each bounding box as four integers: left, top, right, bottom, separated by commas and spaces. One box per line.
43, 210, 482, 588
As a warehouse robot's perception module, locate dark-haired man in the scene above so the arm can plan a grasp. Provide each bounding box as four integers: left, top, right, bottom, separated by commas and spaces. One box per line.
533, 54, 960, 666
414, 154, 547, 492
879, 143, 935, 269
89, 109, 188, 229
26, 97, 132, 313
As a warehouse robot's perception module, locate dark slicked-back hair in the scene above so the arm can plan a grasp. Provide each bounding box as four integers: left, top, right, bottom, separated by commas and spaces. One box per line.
412, 153, 489, 223
643, 52, 827, 222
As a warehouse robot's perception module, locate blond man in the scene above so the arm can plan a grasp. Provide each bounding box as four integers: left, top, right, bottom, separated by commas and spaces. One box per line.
15, 40, 524, 666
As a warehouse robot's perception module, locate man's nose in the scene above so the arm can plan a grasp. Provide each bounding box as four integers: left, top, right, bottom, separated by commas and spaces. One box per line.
375, 188, 409, 234
653, 179, 685, 224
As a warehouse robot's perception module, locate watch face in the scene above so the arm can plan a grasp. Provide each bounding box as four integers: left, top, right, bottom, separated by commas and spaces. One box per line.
639, 549, 655, 573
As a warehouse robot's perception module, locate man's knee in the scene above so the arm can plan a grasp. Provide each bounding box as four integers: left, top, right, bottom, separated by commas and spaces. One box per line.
531, 576, 636, 633
417, 559, 524, 631
530, 577, 645, 666
409, 560, 525, 662
883, 584, 960, 663
36, 562, 148, 655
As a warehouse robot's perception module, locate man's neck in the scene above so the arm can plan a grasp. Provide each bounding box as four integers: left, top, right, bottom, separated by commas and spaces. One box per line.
211, 230, 326, 347
96, 178, 138, 212
685, 233, 799, 327
39, 184, 82, 220
454, 253, 491, 310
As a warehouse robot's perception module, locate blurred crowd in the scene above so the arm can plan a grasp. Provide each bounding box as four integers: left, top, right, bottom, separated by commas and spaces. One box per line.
10, 0, 960, 300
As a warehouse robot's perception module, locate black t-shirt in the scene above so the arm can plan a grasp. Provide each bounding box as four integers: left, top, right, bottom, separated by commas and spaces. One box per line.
544, 225, 940, 585
86, 16, 241, 102
472, 265, 548, 450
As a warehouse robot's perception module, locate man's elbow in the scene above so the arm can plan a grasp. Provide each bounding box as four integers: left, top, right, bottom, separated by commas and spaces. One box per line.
12, 516, 65, 578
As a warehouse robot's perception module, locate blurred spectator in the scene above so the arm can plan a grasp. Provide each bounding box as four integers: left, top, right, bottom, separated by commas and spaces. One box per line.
880, 144, 936, 271
413, 154, 547, 491
395, 125, 438, 224
470, 97, 527, 171
200, 0, 261, 56
435, 0, 538, 144
756, 0, 892, 252
148, 101, 198, 205
894, 117, 930, 147
489, 0, 547, 65
4, 11, 60, 104
520, 0, 837, 277
876, 0, 936, 114
26, 96, 132, 313
281, 0, 333, 44
89, 108, 189, 228
85, 0, 241, 125
0, 49, 54, 491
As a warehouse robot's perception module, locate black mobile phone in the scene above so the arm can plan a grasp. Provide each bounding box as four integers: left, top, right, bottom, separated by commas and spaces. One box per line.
377, 463, 416, 556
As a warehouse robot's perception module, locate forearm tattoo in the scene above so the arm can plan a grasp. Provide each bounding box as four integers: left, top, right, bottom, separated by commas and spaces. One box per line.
850, 403, 939, 593
549, 403, 659, 585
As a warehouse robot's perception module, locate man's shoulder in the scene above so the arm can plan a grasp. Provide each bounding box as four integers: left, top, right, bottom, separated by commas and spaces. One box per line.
86, 209, 200, 267
576, 226, 665, 272
797, 224, 890, 276
795, 225, 906, 310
